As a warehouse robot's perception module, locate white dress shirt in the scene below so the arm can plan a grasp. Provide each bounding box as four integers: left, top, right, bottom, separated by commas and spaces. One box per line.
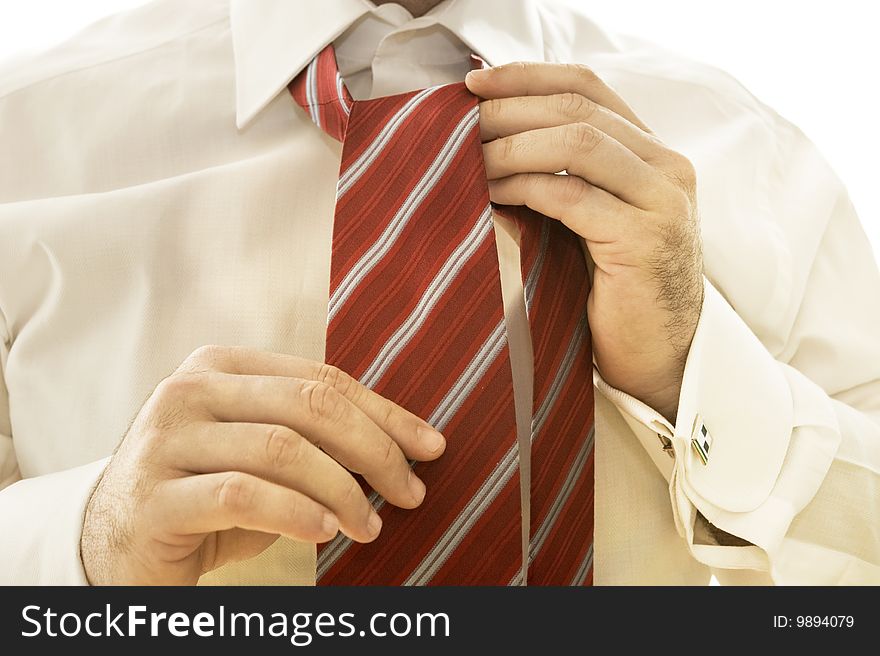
0, 0, 878, 585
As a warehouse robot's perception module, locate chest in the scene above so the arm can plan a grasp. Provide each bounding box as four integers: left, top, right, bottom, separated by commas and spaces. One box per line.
0, 98, 344, 472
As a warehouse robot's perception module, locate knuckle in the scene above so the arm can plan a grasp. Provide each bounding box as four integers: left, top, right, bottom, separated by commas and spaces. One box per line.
554, 175, 588, 206
379, 437, 399, 470
568, 63, 599, 84
339, 477, 364, 509
379, 398, 397, 432
662, 153, 698, 204
286, 490, 301, 521
669, 150, 696, 177
216, 473, 255, 515
498, 134, 521, 162
185, 344, 226, 370
301, 380, 347, 424
677, 157, 698, 192
265, 427, 304, 470
674, 192, 695, 219
146, 374, 202, 434
316, 363, 356, 398
147, 402, 189, 435
557, 92, 595, 121
564, 122, 603, 156
482, 97, 504, 121
154, 372, 201, 402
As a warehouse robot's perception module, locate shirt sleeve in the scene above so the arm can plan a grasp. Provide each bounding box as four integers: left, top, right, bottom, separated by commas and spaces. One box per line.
0, 333, 106, 585
596, 122, 880, 584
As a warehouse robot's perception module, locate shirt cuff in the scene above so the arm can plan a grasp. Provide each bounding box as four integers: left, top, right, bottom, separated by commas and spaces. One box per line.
595, 278, 832, 569
0, 458, 108, 584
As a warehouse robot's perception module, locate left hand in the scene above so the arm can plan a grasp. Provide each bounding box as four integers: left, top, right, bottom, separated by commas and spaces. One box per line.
466, 62, 704, 421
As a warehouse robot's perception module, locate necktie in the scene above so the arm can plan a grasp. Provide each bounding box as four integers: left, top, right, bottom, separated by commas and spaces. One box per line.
289, 46, 594, 585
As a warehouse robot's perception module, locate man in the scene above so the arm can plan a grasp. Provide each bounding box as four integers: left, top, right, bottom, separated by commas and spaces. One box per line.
0, 0, 877, 585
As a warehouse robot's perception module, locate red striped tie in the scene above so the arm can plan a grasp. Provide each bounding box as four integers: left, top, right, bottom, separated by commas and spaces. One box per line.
289, 46, 594, 585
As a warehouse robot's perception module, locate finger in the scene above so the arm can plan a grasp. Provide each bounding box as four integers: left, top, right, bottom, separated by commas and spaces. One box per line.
466, 61, 651, 132
179, 346, 446, 461
194, 372, 426, 509
488, 173, 637, 242
169, 422, 383, 544
479, 93, 666, 163
157, 472, 340, 544
483, 123, 668, 208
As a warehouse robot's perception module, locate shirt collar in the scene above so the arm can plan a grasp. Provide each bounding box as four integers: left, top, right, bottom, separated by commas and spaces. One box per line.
230, 0, 544, 128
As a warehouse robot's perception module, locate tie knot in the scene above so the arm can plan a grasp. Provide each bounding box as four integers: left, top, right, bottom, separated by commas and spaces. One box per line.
288, 46, 353, 142
289, 45, 488, 143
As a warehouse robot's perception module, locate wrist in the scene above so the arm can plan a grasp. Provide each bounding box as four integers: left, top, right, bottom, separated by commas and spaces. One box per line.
591, 316, 691, 421
596, 352, 685, 422
589, 270, 701, 421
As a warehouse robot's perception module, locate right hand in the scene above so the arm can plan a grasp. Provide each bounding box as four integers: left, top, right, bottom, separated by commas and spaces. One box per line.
80, 345, 446, 585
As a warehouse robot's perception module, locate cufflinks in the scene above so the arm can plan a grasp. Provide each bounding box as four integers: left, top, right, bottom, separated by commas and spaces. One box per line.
655, 415, 712, 465
656, 433, 676, 459
690, 415, 712, 465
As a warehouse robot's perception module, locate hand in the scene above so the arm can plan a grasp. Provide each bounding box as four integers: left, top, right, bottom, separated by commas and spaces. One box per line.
467, 63, 704, 420
81, 345, 446, 585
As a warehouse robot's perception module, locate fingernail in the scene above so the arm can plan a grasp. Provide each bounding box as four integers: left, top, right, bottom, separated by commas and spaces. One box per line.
465, 69, 486, 82
367, 511, 383, 537
322, 512, 339, 537
408, 471, 426, 504
417, 426, 446, 454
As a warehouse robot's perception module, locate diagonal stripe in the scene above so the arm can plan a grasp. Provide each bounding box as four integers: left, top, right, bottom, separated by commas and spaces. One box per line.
405, 309, 588, 584
524, 220, 550, 312
319, 318, 507, 580
571, 544, 594, 585
320, 253, 510, 580
321, 226, 589, 584
403, 445, 519, 585
300, 48, 598, 586
328, 106, 479, 323
337, 86, 439, 199
400, 233, 573, 584
360, 207, 493, 389
426, 319, 506, 431
317, 489, 384, 580
529, 428, 593, 559
306, 57, 321, 129
508, 427, 594, 584
326, 163, 492, 366
335, 71, 350, 116
531, 314, 587, 438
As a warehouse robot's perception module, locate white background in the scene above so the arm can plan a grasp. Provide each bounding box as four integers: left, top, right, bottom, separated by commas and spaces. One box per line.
0, 1, 873, 589
0, 0, 878, 260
